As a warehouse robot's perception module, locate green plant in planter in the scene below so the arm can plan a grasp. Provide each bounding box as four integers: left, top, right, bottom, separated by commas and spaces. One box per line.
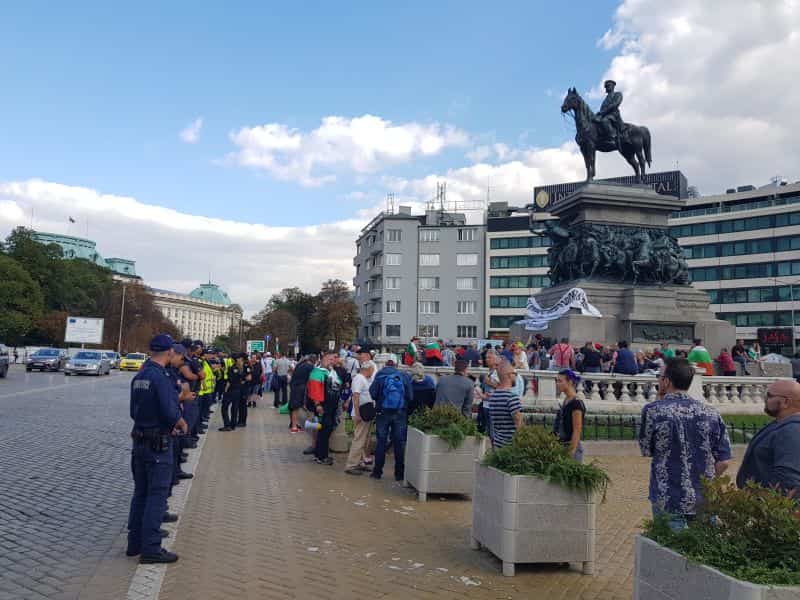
483, 426, 609, 499
409, 405, 481, 449
644, 476, 800, 585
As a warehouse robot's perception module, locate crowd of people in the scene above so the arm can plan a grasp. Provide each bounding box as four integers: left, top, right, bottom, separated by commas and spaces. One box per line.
399, 335, 769, 378
127, 333, 800, 565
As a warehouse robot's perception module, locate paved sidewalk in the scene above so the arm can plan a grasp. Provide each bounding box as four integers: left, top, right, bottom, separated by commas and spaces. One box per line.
157, 403, 738, 600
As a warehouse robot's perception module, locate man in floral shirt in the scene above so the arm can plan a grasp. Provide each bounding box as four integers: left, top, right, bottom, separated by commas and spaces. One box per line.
639, 358, 732, 530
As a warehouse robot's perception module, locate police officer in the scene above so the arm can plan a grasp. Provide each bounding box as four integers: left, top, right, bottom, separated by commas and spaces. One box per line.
126, 334, 188, 564
166, 343, 196, 487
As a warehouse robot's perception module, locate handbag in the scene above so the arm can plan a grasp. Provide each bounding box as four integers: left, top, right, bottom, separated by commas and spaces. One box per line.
358, 400, 376, 422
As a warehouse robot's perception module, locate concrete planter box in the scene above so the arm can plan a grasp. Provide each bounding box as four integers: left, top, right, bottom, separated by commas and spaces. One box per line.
471, 463, 596, 577
404, 426, 488, 502
634, 536, 800, 600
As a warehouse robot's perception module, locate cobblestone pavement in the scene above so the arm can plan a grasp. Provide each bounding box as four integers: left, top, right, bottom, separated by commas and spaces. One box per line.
0, 366, 140, 600
158, 400, 744, 600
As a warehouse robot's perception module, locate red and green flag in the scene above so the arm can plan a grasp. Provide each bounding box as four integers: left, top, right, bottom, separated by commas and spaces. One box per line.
307, 366, 328, 403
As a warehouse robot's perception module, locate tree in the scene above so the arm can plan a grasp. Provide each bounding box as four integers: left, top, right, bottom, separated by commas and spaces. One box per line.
309, 279, 359, 350
212, 335, 234, 354
103, 283, 180, 352
0, 254, 44, 344
246, 309, 297, 354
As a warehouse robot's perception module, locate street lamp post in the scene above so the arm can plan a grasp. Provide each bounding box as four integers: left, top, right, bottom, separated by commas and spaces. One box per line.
117, 284, 126, 354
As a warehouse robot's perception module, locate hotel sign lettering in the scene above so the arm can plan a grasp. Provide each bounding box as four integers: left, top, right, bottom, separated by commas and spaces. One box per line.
532, 170, 688, 211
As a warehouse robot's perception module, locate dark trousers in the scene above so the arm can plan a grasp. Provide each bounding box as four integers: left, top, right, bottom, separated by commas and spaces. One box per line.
200, 393, 212, 421
215, 381, 226, 403
222, 389, 239, 428
273, 375, 288, 407
127, 441, 173, 555
184, 399, 200, 437
373, 409, 407, 480
314, 409, 337, 460
238, 390, 248, 425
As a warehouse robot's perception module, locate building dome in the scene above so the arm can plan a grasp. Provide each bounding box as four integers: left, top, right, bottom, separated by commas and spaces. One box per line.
188, 283, 232, 305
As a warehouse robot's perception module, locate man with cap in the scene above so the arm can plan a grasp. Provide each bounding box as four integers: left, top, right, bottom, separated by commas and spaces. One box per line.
165, 342, 194, 489
126, 333, 188, 563
737, 379, 800, 497
593, 79, 624, 152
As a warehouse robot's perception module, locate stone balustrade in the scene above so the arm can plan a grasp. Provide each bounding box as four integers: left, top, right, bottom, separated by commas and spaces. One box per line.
387, 363, 785, 415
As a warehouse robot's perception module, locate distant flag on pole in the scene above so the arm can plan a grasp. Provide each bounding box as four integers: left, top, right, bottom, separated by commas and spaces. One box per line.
69, 216, 76, 223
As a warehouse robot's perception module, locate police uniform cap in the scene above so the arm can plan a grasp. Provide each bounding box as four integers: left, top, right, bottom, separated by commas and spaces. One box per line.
150, 333, 175, 352
172, 343, 188, 356
604, 79, 616, 86
193, 339, 204, 347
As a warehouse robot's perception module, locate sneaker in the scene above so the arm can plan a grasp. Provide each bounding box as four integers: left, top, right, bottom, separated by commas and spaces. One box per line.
302, 446, 315, 455
319, 457, 334, 466
290, 427, 301, 434
345, 467, 363, 476
218, 426, 231, 432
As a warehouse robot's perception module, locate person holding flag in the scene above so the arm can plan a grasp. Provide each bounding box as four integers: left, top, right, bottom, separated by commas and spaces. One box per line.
687, 338, 714, 376
423, 340, 443, 366
403, 337, 421, 366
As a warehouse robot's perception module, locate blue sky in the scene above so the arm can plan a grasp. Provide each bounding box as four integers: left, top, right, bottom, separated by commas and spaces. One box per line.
0, 1, 619, 226
1, 1, 797, 312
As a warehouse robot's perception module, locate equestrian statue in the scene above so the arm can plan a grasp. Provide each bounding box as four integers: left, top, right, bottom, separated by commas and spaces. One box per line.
561, 80, 652, 182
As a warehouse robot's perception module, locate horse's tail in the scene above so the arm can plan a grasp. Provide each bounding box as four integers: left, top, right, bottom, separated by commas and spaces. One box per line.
643, 127, 652, 166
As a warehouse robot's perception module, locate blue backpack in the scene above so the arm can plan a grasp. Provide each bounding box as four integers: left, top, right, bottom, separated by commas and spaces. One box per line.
381, 373, 405, 410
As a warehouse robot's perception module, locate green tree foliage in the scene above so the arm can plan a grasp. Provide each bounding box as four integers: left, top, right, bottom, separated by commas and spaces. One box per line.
0, 254, 44, 343
248, 281, 358, 353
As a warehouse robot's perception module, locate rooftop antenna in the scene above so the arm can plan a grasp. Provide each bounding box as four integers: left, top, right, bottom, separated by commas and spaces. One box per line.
386, 192, 396, 214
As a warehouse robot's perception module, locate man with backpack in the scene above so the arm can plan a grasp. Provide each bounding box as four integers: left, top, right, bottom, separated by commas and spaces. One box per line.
369, 359, 413, 481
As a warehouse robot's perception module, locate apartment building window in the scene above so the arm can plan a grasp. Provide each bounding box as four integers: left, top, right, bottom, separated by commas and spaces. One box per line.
457, 325, 477, 338
420, 254, 440, 266
490, 236, 551, 249
385, 300, 401, 313
385, 324, 401, 337
384, 253, 402, 266
418, 301, 440, 314
456, 253, 479, 266
356, 243, 361, 254
457, 300, 477, 314
418, 324, 439, 338
387, 229, 402, 242
384, 277, 401, 289
418, 276, 440, 290
458, 228, 476, 242
490, 255, 549, 269
490, 275, 551, 288
456, 277, 478, 290
490, 295, 529, 308
420, 229, 440, 242
354, 285, 360, 297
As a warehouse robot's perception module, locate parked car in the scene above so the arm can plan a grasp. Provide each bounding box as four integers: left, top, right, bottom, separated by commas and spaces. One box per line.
103, 351, 121, 369
26, 348, 68, 372
119, 352, 147, 371
0, 344, 9, 378
64, 351, 112, 376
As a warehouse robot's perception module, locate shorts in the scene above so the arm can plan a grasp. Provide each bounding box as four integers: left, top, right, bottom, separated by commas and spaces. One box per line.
289, 385, 306, 410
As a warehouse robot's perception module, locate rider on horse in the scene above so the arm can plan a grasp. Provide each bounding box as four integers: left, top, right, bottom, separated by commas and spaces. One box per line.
593, 80, 624, 152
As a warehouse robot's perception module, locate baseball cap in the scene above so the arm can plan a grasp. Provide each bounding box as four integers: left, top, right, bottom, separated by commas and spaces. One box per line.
172, 343, 187, 356
149, 333, 175, 352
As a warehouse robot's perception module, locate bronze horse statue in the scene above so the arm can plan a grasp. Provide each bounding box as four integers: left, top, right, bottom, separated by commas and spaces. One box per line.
561, 87, 652, 182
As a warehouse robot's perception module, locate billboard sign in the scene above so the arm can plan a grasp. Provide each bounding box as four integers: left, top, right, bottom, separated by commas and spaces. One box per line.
246, 340, 265, 353
65, 316, 104, 345
532, 170, 688, 212
757, 327, 793, 346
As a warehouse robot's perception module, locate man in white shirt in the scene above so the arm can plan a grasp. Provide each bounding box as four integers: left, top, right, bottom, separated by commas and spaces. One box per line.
261, 353, 273, 392
345, 361, 376, 475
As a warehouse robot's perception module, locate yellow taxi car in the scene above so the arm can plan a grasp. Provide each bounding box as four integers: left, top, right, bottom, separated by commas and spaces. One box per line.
119, 352, 147, 371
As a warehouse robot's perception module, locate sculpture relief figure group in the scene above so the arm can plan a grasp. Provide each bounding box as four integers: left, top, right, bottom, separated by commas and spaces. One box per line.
545, 221, 689, 285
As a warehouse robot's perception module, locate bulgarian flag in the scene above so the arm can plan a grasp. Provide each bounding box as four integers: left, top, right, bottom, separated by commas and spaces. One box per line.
307, 366, 328, 404
687, 345, 714, 376
404, 341, 417, 365
424, 341, 442, 363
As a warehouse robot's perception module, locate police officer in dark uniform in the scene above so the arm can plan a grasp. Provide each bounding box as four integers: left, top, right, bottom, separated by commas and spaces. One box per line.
166, 343, 196, 488
220, 353, 245, 431
126, 334, 188, 563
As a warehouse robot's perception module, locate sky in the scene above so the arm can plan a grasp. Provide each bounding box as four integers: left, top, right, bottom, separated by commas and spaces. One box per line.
1, 0, 798, 316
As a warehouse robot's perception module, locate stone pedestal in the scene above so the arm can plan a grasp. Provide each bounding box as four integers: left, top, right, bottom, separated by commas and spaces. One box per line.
515, 183, 735, 355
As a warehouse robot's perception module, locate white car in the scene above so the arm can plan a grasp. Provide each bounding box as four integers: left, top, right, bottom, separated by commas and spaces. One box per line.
64, 351, 112, 376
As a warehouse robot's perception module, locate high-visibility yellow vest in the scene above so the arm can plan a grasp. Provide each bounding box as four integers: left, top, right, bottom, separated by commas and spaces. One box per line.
223, 357, 233, 380
199, 360, 215, 395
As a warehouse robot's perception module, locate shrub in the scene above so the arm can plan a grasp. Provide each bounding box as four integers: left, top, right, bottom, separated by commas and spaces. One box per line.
644, 476, 800, 585
409, 405, 480, 449
483, 426, 609, 499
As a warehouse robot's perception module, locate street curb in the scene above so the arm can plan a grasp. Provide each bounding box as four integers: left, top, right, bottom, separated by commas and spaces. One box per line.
125, 406, 215, 600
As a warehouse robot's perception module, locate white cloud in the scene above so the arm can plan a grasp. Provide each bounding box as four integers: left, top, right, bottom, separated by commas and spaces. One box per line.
596, 0, 800, 192
179, 117, 203, 144
0, 180, 361, 316
227, 114, 469, 187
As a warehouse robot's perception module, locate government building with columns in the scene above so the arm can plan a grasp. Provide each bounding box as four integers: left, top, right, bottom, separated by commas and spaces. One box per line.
151, 283, 243, 344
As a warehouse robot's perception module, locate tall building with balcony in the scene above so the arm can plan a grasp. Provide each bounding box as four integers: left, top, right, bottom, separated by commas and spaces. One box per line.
670, 179, 800, 353
353, 206, 485, 348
